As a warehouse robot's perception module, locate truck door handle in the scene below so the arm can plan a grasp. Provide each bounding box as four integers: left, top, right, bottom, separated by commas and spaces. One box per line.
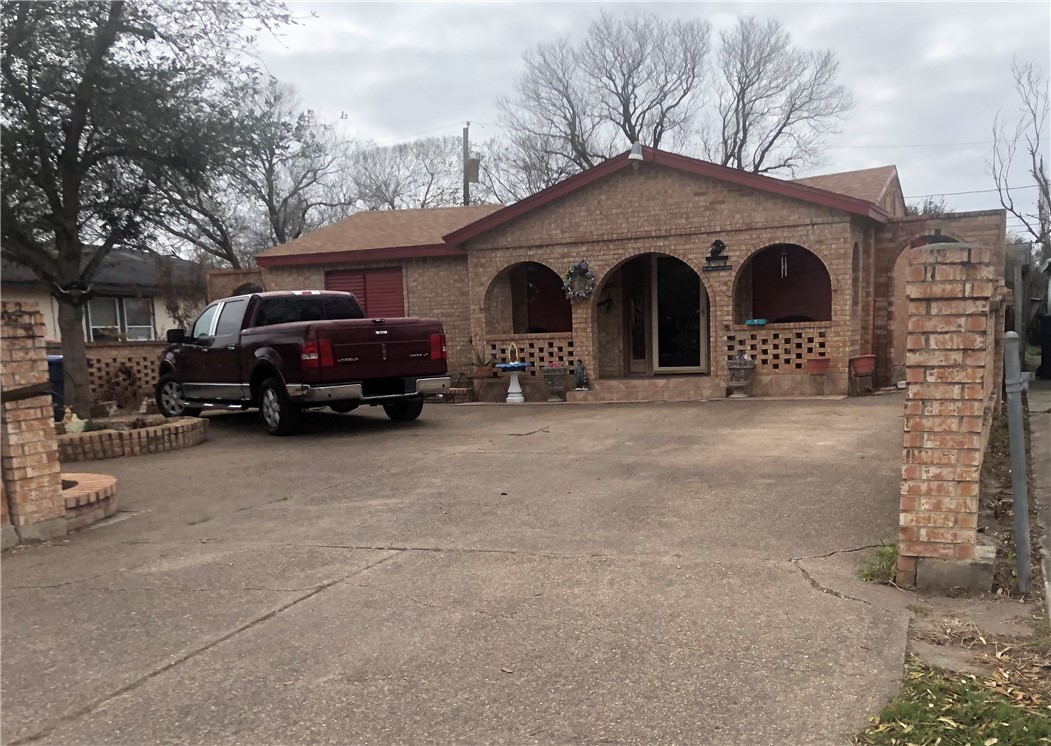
226, 345, 235, 351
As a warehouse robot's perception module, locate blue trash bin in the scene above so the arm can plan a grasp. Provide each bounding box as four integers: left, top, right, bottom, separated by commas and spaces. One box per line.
46, 355, 64, 422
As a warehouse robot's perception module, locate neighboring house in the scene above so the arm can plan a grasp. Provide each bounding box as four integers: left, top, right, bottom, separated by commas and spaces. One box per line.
1, 249, 205, 343
255, 147, 1006, 401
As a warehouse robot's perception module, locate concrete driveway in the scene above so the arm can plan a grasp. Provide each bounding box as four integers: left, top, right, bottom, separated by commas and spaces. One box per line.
2, 396, 912, 745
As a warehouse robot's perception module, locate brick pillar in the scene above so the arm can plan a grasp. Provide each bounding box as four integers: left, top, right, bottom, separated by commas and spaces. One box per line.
895, 244, 1001, 588
1, 302, 66, 548
573, 301, 596, 381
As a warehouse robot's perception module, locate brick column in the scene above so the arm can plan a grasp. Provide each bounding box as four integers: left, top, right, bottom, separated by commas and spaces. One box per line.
895, 244, 1001, 588
1, 302, 66, 548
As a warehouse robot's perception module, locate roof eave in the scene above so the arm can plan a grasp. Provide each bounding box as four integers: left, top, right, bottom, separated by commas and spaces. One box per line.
443, 148, 889, 246
256, 243, 466, 269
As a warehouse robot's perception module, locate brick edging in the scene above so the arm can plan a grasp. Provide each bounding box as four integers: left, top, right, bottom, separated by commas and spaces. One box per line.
58, 417, 208, 463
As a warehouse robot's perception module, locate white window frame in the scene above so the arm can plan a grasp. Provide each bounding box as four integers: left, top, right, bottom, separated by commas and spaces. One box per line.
84, 296, 156, 342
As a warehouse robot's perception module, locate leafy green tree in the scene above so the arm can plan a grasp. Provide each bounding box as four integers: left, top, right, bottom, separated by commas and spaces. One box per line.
1, 1, 290, 414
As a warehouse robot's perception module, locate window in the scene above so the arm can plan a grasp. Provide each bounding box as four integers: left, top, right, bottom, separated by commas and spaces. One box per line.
85, 297, 156, 342
214, 299, 247, 336
192, 304, 220, 339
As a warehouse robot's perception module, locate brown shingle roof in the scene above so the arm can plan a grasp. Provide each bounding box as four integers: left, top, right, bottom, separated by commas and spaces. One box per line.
257, 204, 503, 259
791, 165, 898, 204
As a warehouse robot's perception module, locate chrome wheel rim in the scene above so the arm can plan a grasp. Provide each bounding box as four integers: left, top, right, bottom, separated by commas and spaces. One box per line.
160, 381, 185, 416
261, 387, 280, 429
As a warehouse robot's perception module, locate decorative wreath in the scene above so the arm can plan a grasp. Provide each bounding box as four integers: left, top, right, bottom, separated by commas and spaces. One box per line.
563, 260, 597, 302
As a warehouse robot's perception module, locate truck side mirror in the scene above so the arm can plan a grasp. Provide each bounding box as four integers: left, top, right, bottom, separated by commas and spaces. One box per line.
166, 329, 187, 344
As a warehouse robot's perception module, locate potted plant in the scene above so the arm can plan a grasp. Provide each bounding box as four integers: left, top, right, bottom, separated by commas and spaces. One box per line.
542, 361, 570, 401
470, 343, 497, 378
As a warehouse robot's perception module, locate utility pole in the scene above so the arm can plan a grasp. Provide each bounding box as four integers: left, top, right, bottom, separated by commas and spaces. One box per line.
463, 121, 470, 206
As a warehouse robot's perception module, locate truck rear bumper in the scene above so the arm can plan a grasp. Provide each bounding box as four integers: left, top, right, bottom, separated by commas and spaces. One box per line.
288, 376, 450, 403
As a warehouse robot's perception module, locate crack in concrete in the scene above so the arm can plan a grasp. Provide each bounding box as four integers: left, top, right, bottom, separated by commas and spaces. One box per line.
7, 550, 403, 746
3, 573, 105, 590
787, 545, 882, 605
508, 427, 550, 437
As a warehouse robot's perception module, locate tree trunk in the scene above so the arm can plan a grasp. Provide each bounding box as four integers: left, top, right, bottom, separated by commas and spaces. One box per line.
56, 300, 92, 417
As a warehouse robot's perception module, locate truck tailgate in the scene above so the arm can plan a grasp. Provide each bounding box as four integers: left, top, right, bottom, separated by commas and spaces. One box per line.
306, 318, 446, 384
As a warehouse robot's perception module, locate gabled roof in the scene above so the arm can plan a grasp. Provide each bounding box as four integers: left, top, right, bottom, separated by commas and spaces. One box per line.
1, 249, 201, 295
792, 165, 899, 205
443, 146, 890, 247
255, 204, 502, 268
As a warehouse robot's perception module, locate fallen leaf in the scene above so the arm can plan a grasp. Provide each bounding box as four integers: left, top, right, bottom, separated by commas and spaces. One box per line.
500, 667, 513, 674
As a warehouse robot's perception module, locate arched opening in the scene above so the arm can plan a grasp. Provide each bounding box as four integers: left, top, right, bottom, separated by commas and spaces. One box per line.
734, 244, 832, 324
596, 253, 709, 377
483, 262, 571, 336
888, 234, 959, 382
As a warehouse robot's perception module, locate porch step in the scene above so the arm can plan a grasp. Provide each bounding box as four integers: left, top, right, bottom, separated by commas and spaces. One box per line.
567, 377, 723, 404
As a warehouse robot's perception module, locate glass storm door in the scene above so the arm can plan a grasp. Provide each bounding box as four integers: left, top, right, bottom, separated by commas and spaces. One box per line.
651, 256, 707, 373
625, 258, 650, 374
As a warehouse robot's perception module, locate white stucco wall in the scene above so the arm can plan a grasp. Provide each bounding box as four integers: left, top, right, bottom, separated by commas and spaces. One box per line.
0, 287, 182, 342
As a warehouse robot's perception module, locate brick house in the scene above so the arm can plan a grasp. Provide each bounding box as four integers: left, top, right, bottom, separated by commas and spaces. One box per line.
255, 147, 1006, 401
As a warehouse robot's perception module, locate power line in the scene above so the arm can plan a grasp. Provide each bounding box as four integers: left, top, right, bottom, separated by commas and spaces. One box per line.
828, 140, 992, 150
905, 185, 1041, 198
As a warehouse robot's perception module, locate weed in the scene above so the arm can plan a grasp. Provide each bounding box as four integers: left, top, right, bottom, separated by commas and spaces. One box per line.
859, 543, 898, 584
187, 515, 211, 525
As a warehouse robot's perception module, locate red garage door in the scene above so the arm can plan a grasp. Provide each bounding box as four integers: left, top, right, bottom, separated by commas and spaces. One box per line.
325, 268, 405, 318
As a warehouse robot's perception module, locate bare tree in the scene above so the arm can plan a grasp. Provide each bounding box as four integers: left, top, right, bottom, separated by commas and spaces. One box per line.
492, 11, 852, 197
476, 133, 576, 204
352, 136, 462, 210
992, 59, 1050, 265
496, 11, 709, 177
704, 17, 853, 175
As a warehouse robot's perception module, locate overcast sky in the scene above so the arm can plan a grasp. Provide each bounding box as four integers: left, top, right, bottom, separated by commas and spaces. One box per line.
257, 1, 1050, 234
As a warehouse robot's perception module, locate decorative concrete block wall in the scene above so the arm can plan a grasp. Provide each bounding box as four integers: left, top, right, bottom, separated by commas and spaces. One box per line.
1, 302, 66, 547
896, 244, 1006, 587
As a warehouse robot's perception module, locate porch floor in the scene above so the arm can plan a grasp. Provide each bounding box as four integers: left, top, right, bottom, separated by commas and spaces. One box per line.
567, 374, 723, 404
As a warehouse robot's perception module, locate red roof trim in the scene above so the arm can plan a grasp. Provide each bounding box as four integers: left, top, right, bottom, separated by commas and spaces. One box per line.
255, 244, 465, 268
443, 147, 889, 246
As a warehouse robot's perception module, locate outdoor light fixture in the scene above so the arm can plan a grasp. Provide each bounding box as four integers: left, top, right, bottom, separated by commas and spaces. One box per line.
628, 142, 643, 171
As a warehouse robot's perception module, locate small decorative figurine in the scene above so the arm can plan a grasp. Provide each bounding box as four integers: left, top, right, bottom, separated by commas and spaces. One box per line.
574, 361, 590, 390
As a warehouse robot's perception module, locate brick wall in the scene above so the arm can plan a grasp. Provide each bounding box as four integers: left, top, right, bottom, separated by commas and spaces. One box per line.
873, 211, 1006, 385
1, 302, 66, 545
895, 244, 1006, 586
465, 164, 859, 392
207, 268, 265, 301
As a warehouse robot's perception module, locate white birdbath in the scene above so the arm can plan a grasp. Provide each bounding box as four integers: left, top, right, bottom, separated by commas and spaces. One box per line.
495, 362, 529, 404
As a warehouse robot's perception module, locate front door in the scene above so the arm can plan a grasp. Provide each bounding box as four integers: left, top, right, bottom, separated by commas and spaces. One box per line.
651, 256, 707, 373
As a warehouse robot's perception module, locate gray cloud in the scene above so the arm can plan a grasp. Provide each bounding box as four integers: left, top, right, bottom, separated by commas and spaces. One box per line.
260, 1, 1050, 223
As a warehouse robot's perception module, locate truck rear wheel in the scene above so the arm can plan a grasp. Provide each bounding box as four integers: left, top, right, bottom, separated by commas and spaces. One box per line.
156, 375, 202, 418
383, 399, 424, 422
259, 377, 301, 436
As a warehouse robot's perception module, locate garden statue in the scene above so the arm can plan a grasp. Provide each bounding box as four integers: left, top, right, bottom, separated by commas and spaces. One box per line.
574, 361, 589, 390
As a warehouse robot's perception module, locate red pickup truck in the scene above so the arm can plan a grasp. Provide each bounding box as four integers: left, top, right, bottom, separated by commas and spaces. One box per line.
155, 290, 450, 435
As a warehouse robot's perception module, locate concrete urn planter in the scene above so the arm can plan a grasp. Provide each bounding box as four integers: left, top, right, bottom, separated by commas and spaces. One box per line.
542, 367, 570, 402
727, 359, 756, 398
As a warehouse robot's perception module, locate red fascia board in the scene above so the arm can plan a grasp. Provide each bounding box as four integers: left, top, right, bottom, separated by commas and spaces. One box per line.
256, 244, 465, 268
442, 155, 632, 245
648, 149, 890, 222
443, 147, 888, 247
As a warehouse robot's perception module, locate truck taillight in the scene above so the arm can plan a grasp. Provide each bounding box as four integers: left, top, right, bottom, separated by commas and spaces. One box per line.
430, 333, 447, 361
301, 338, 334, 368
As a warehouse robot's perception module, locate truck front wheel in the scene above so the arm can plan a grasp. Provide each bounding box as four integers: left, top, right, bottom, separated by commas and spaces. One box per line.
156, 375, 202, 418
259, 377, 302, 436
382, 399, 424, 422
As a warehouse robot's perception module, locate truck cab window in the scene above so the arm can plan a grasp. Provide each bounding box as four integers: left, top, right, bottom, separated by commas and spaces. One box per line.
323, 295, 365, 320
255, 298, 298, 326
191, 304, 219, 339
214, 299, 247, 337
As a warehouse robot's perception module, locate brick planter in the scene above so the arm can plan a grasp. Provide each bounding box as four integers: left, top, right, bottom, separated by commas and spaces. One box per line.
61, 472, 118, 531
58, 417, 208, 463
